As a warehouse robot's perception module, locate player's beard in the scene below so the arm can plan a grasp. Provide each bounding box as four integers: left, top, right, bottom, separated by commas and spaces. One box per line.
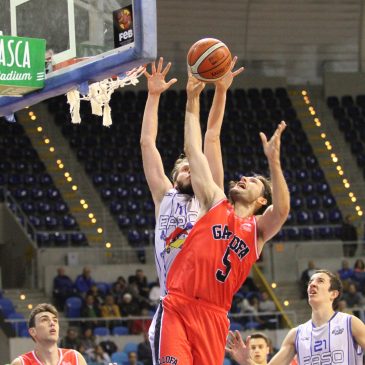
176, 181, 194, 196
228, 186, 240, 202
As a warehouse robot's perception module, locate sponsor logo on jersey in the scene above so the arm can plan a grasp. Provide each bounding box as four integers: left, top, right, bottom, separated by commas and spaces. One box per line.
240, 223, 252, 232
331, 326, 344, 335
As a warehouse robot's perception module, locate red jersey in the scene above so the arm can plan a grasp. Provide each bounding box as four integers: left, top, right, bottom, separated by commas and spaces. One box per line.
19, 349, 78, 365
166, 199, 259, 311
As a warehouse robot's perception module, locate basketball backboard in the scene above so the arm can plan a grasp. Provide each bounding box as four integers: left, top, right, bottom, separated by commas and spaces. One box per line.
0, 0, 156, 116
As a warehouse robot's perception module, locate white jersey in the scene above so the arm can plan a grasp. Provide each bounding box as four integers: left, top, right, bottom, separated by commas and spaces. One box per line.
154, 188, 199, 296
295, 312, 363, 365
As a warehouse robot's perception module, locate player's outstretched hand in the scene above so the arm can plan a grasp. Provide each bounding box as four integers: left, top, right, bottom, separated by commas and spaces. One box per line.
225, 331, 256, 365
215, 56, 244, 91
260, 120, 287, 163
186, 71, 205, 99
144, 57, 177, 95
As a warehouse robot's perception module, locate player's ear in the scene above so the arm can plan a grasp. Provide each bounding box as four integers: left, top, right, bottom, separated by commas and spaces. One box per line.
330, 289, 339, 301
257, 196, 267, 208
29, 327, 36, 339
257, 196, 267, 205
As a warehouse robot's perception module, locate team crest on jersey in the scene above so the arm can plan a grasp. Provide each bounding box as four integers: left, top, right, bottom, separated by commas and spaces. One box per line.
158, 355, 179, 364
331, 326, 344, 335
240, 223, 252, 232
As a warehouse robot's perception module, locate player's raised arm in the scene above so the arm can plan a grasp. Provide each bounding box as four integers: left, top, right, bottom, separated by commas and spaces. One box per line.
184, 74, 225, 214
256, 121, 290, 249
204, 57, 244, 190
140, 57, 178, 208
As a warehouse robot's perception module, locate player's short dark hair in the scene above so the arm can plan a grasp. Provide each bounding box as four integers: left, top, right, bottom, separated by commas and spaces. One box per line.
28, 303, 58, 328
171, 153, 188, 183
313, 270, 343, 310
255, 175, 272, 215
228, 174, 272, 215
250, 332, 270, 346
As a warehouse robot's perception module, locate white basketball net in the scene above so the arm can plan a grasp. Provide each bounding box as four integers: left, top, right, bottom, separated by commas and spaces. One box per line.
66, 65, 145, 127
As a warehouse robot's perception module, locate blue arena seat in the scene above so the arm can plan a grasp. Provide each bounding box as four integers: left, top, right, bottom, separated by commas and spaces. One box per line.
322, 195, 336, 208
111, 351, 128, 365
306, 196, 320, 209
47, 188, 60, 200
123, 342, 138, 353
110, 201, 124, 215
54, 232, 69, 246
96, 282, 110, 295
286, 227, 301, 240
118, 215, 132, 228
329, 209, 342, 223
113, 326, 130, 336
128, 229, 141, 245
39, 173, 53, 185
100, 187, 113, 200
29, 215, 42, 228
312, 210, 327, 224
71, 232, 87, 246
109, 173, 122, 186
44, 215, 59, 229
296, 211, 310, 225
54, 202, 68, 214
65, 297, 82, 318
0, 298, 15, 317
301, 227, 314, 240
36, 232, 52, 246
316, 227, 334, 239
7, 312, 27, 335
93, 326, 110, 336
14, 188, 28, 200
63, 215, 77, 229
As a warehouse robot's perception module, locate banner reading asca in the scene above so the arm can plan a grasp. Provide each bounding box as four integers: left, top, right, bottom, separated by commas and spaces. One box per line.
0, 35, 46, 96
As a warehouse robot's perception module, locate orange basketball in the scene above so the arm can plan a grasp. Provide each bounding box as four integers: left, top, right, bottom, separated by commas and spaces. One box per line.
187, 38, 232, 82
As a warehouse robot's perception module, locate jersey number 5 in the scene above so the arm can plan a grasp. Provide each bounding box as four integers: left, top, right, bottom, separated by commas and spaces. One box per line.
216, 247, 232, 283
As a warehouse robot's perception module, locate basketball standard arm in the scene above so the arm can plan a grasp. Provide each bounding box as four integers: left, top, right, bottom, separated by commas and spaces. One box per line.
140, 58, 177, 207
256, 121, 290, 249
204, 57, 244, 190
184, 75, 225, 214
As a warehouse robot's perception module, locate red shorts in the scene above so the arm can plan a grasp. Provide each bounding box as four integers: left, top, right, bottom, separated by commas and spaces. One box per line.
156, 291, 229, 365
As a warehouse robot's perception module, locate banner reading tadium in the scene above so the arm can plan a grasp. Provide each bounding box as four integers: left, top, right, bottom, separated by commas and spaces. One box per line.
0, 35, 46, 96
